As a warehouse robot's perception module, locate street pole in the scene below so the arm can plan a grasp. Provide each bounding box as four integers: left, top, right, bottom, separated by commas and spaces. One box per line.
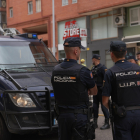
52, 0, 55, 56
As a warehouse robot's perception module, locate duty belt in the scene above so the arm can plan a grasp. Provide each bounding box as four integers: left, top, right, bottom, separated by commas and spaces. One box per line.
126, 106, 140, 111
59, 108, 88, 115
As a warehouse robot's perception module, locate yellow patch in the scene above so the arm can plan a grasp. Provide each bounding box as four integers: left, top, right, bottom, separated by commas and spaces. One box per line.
136, 72, 140, 75
67, 59, 69, 61
105, 69, 107, 72
122, 61, 124, 62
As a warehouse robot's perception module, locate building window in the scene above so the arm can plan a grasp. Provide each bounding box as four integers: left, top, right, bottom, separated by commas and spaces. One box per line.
28, 1, 33, 14
9, 8, 13, 18
91, 12, 118, 40
36, 0, 41, 12
62, 0, 68, 6
130, 7, 140, 26
72, 0, 77, 4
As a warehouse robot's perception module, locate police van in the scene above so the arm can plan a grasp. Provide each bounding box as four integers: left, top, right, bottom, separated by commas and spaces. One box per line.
0, 31, 58, 140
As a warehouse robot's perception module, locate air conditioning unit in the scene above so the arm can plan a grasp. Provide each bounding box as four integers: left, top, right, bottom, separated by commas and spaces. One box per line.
113, 7, 126, 27
115, 15, 125, 25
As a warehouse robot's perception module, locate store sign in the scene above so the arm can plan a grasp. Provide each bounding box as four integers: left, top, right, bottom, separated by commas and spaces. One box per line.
63, 20, 87, 40
80, 28, 87, 38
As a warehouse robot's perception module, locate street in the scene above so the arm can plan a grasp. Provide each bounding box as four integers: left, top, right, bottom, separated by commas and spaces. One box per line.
11, 106, 112, 140
11, 134, 58, 140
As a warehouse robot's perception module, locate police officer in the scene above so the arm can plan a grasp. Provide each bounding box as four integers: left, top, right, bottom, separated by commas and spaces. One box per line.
102, 41, 140, 140
127, 55, 138, 65
91, 54, 110, 130
51, 37, 97, 140
136, 52, 140, 66
81, 59, 86, 66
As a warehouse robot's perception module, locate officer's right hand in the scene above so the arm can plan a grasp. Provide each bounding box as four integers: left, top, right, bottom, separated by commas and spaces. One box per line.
88, 84, 98, 95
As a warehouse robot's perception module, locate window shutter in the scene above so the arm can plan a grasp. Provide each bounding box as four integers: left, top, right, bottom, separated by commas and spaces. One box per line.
130, 7, 140, 26
130, 8, 139, 22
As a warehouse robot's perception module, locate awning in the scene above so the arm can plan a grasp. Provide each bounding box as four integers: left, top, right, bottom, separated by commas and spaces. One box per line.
122, 35, 140, 44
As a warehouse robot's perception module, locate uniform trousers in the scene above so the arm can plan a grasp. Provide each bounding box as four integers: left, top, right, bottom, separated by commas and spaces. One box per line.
58, 113, 88, 140
93, 89, 109, 118
114, 110, 140, 140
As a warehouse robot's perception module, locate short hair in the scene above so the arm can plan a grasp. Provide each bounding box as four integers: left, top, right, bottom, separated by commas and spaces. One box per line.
136, 52, 140, 55
112, 51, 126, 58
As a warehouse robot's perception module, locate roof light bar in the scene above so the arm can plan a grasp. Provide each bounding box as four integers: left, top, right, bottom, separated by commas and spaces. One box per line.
17, 33, 38, 39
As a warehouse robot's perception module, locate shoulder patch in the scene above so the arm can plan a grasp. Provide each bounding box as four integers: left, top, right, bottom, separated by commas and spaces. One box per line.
90, 72, 93, 78
105, 69, 107, 72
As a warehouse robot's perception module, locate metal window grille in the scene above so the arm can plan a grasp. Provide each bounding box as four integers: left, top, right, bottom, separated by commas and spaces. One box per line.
72, 0, 77, 4
10, 8, 13, 18
28, 1, 33, 14
36, 0, 41, 12
62, 0, 68, 6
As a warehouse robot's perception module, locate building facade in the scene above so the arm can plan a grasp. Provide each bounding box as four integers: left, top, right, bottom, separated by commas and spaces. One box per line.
6, 0, 140, 68
123, 4, 140, 58
7, 0, 53, 55
0, 0, 6, 29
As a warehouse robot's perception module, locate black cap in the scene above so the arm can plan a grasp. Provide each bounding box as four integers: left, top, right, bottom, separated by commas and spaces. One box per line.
92, 54, 100, 60
63, 37, 85, 49
127, 56, 138, 61
109, 41, 126, 52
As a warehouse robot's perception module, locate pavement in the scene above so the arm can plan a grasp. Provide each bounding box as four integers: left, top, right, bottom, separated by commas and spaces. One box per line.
94, 105, 112, 140
11, 105, 112, 140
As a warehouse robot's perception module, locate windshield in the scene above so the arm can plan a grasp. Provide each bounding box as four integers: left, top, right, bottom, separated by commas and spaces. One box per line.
0, 41, 57, 69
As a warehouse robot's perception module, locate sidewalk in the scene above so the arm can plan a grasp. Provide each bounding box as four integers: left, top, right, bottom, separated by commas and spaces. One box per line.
95, 105, 112, 140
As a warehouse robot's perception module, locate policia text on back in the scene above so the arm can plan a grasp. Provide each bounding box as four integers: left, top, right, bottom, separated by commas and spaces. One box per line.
102, 41, 140, 140
51, 37, 98, 140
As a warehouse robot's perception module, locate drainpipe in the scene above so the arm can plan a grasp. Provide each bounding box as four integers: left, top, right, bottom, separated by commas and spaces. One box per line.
52, 0, 55, 56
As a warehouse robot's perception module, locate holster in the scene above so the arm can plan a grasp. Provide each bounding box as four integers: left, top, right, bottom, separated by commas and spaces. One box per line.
86, 103, 95, 139
85, 122, 95, 140
72, 103, 95, 140
112, 102, 126, 118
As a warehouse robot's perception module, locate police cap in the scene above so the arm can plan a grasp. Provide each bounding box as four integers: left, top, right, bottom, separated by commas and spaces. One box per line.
92, 54, 100, 60
127, 56, 138, 61
109, 41, 126, 52
63, 37, 85, 49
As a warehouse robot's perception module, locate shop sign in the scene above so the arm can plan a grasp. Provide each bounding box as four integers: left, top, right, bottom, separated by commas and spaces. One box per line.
63, 20, 87, 40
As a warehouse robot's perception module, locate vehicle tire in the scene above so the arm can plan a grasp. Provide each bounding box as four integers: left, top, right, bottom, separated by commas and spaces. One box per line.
0, 115, 12, 140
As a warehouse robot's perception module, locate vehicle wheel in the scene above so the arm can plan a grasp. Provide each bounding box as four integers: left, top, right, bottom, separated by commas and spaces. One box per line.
0, 115, 11, 140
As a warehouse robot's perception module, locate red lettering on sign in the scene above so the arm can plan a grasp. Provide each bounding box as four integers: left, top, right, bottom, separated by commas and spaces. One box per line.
63, 20, 87, 40
63, 28, 80, 40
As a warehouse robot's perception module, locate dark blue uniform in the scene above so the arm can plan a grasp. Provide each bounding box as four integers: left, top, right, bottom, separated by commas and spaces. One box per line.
57, 59, 95, 140
103, 60, 140, 140
91, 64, 109, 119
